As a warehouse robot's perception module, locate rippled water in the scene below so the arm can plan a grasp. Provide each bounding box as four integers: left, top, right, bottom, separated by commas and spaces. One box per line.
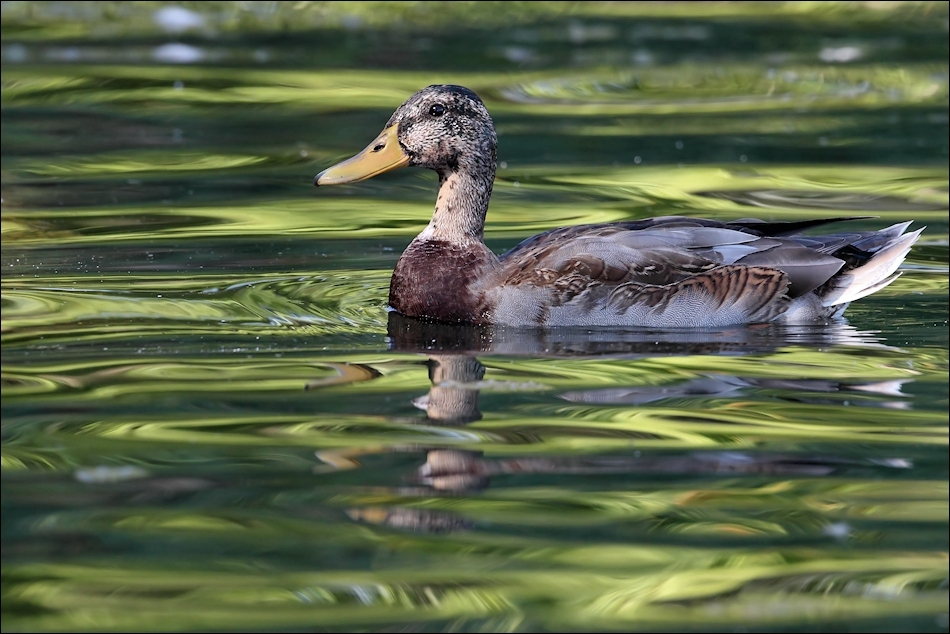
2, 2, 948, 631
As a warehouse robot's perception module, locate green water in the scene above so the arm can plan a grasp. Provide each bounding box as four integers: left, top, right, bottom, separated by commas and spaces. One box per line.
2, 2, 948, 631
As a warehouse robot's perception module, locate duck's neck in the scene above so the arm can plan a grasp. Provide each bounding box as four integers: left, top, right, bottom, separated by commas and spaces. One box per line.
389, 166, 499, 324
416, 167, 495, 244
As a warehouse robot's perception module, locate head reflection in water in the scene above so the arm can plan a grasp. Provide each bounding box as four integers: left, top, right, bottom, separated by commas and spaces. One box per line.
413, 355, 485, 425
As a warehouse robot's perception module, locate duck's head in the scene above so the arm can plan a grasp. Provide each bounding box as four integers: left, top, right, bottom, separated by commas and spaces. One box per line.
315, 84, 497, 186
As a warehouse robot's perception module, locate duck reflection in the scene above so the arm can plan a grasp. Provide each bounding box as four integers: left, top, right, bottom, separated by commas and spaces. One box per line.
560, 375, 908, 407
413, 355, 485, 424
338, 313, 912, 532
388, 312, 910, 410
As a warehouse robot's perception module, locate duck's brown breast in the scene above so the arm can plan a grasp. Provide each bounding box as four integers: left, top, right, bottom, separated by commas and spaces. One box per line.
389, 239, 497, 324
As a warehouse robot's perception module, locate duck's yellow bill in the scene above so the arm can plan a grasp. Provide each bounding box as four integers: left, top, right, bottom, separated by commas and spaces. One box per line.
314, 124, 409, 186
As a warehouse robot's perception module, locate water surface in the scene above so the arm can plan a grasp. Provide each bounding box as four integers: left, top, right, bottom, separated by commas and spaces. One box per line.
2, 2, 948, 631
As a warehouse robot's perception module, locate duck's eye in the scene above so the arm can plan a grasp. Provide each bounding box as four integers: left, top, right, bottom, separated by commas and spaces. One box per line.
429, 103, 446, 117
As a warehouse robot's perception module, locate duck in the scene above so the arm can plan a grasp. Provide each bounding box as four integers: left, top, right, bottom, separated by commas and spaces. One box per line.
315, 84, 922, 328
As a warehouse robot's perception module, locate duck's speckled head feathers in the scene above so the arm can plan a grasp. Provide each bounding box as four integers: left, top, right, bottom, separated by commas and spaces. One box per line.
387, 85, 497, 178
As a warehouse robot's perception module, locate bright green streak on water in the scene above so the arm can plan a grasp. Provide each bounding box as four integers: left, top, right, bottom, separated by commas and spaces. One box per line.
2, 2, 948, 632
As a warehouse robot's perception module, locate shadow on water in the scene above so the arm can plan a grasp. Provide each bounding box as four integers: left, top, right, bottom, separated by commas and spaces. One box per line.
385, 310, 898, 357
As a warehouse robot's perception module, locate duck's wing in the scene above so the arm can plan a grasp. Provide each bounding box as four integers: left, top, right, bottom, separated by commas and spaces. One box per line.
498, 217, 850, 291
500, 215, 866, 260
488, 217, 859, 327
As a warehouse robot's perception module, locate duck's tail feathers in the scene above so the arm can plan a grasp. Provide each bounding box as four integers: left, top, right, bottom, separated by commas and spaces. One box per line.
852, 220, 914, 252
820, 225, 923, 307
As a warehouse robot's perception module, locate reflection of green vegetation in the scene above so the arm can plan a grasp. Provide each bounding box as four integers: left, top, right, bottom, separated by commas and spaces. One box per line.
2, 165, 947, 247
2, 1, 946, 38
2, 2, 947, 632
4, 539, 947, 631
3, 64, 947, 115
337, 478, 949, 526
3, 347, 945, 455
503, 65, 948, 114
21, 151, 268, 177
0, 270, 393, 344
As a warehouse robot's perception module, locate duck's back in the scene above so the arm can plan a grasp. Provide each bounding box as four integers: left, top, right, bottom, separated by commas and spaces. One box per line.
480, 216, 921, 328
